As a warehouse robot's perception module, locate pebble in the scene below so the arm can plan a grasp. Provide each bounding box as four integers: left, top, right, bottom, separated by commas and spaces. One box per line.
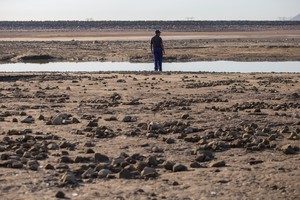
60, 172, 77, 185
94, 153, 109, 163
27, 160, 39, 171
98, 169, 112, 178
281, 144, 298, 154
209, 160, 226, 168
55, 191, 65, 199
173, 164, 188, 172
141, 167, 157, 178
163, 161, 176, 170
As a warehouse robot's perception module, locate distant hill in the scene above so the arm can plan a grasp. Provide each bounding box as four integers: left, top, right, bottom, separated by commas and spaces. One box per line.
292, 13, 300, 21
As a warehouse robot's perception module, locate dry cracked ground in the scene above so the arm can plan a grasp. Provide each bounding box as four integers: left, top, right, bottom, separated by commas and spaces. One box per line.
0, 72, 299, 200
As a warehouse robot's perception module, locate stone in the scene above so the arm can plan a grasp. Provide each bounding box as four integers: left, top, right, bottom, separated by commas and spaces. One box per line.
60, 172, 77, 185
52, 114, 69, 125
173, 164, 188, 172
181, 113, 189, 119
55, 191, 65, 199
72, 117, 80, 124
45, 163, 55, 170
122, 116, 135, 122
12, 118, 18, 123
98, 169, 112, 178
190, 162, 202, 168
165, 138, 175, 144
209, 160, 226, 168
281, 144, 298, 154
135, 161, 147, 171
141, 167, 157, 178
145, 156, 158, 167
94, 153, 109, 163
59, 156, 74, 163
288, 132, 300, 140
21, 116, 35, 124
27, 160, 39, 171
118, 169, 132, 179
11, 161, 23, 169
82, 168, 95, 179
163, 160, 176, 170
86, 148, 95, 154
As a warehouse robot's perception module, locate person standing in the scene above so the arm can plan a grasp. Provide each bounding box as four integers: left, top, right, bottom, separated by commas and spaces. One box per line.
151, 30, 165, 71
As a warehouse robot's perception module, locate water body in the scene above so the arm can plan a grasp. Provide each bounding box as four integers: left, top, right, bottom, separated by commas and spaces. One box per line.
0, 61, 299, 73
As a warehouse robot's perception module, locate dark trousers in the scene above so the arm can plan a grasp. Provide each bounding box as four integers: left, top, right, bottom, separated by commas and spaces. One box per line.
153, 48, 163, 71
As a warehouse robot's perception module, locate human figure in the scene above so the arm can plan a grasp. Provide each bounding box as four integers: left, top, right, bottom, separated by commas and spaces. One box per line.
151, 30, 165, 71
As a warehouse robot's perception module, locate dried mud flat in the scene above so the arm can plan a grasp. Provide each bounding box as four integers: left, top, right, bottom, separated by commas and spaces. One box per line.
0, 71, 299, 200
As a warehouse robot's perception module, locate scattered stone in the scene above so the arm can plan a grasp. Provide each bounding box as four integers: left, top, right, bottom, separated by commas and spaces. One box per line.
163, 161, 176, 170
52, 114, 69, 125
60, 172, 77, 185
12, 118, 18, 123
45, 164, 55, 170
82, 168, 95, 179
27, 160, 39, 171
190, 162, 202, 168
94, 153, 109, 163
55, 191, 65, 199
209, 161, 226, 168
141, 167, 157, 178
21, 116, 35, 124
288, 132, 300, 140
98, 169, 112, 178
59, 156, 74, 163
173, 164, 188, 172
122, 116, 136, 122
118, 169, 132, 179
12, 161, 23, 169
281, 144, 299, 155
181, 113, 189, 119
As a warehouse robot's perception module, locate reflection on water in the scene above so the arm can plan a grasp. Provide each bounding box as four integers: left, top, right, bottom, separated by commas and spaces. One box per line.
0, 61, 299, 73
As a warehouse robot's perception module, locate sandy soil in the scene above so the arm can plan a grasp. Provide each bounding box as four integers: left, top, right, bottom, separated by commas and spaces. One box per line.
1, 30, 300, 63
0, 72, 299, 200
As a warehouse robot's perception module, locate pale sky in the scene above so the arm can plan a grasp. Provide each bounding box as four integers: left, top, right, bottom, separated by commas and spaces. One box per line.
0, 0, 299, 21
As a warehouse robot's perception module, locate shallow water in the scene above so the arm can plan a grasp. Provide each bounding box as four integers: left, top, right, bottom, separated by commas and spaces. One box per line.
0, 61, 299, 73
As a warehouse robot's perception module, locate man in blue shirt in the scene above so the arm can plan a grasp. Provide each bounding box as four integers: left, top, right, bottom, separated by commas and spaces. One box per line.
151, 30, 165, 71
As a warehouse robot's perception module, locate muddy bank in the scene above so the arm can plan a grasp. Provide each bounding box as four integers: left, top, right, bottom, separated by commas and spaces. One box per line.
1, 38, 300, 63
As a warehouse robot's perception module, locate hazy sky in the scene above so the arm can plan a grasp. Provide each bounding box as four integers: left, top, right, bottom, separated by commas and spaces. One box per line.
1, 0, 299, 21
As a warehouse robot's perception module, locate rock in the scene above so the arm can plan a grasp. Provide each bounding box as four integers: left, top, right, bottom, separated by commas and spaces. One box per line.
82, 168, 95, 179
38, 115, 45, 121
59, 156, 74, 163
288, 132, 300, 140
118, 169, 132, 179
87, 119, 98, 127
209, 160, 226, 168
165, 138, 175, 144
173, 164, 188, 172
27, 160, 39, 171
60, 172, 77, 185
72, 117, 80, 124
268, 134, 277, 141
145, 156, 158, 167
48, 142, 59, 150
52, 114, 69, 125
181, 113, 189, 119
141, 167, 157, 178
190, 162, 202, 168
122, 116, 136, 122
135, 161, 147, 171
85, 148, 95, 154
45, 163, 55, 170
11, 161, 23, 169
281, 144, 298, 154
94, 153, 109, 163
147, 122, 160, 131
55, 191, 65, 199
98, 169, 112, 178
163, 160, 176, 170
12, 118, 18, 123
21, 116, 35, 124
